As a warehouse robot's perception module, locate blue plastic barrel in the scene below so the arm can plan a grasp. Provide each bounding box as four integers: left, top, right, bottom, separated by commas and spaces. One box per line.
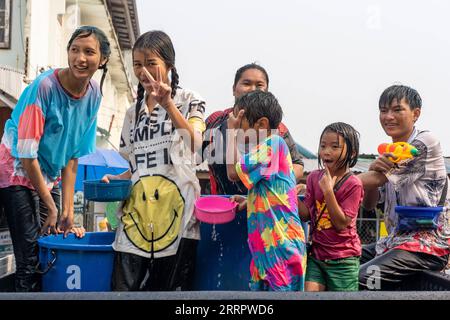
38, 232, 115, 292
193, 201, 251, 290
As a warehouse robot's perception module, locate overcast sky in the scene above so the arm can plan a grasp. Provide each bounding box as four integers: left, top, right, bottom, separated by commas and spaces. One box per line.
136, 0, 450, 156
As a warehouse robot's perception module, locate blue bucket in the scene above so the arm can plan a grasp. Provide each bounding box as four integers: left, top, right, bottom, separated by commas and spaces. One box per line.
38, 232, 115, 292
83, 179, 131, 202
395, 206, 444, 232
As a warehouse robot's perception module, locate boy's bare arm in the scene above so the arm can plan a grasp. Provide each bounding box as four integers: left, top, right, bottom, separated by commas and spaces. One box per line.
298, 200, 310, 222
226, 110, 244, 182
358, 171, 387, 210
361, 188, 380, 211
358, 170, 388, 189
292, 164, 304, 183
226, 128, 240, 181
357, 155, 392, 210
227, 164, 240, 181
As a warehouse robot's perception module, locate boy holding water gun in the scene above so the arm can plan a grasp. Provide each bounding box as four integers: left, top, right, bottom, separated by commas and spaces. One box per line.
358, 85, 450, 290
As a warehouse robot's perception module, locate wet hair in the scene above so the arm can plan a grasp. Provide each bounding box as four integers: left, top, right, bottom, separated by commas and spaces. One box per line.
379, 85, 422, 110
133, 30, 179, 105
67, 26, 111, 95
234, 91, 282, 129
233, 63, 269, 89
318, 122, 360, 170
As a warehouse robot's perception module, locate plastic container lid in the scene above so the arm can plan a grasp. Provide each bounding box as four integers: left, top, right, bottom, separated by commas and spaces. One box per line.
38, 232, 115, 251
395, 206, 443, 218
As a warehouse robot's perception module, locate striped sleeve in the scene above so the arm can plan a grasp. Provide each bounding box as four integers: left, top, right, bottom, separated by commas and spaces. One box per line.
187, 91, 206, 133
14, 80, 50, 158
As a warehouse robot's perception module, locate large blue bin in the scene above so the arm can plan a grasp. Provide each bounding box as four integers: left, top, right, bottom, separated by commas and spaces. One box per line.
38, 232, 115, 292
193, 201, 251, 290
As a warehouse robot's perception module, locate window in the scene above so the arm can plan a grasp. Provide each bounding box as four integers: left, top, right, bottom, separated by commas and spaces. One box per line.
0, 0, 11, 49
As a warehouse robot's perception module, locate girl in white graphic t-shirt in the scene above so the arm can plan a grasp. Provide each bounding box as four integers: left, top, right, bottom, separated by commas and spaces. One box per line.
102, 30, 206, 291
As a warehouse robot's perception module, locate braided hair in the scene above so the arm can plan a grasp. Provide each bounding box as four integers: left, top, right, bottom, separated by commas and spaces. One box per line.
133, 30, 179, 106
318, 122, 360, 170
67, 26, 111, 95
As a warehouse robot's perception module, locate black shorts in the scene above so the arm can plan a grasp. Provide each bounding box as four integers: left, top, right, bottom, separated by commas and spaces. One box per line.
359, 243, 449, 290
112, 238, 198, 291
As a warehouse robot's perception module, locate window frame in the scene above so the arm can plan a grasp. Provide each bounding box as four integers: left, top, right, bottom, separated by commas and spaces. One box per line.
0, 0, 12, 49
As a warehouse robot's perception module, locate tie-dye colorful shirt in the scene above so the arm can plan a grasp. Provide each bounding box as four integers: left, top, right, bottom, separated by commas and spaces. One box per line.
236, 134, 306, 291
0, 69, 100, 190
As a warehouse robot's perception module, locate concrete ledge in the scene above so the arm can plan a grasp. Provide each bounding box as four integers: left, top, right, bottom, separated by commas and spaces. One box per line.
1, 290, 450, 300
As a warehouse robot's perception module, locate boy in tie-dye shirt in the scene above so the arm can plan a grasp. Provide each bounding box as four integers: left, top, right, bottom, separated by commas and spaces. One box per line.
227, 91, 306, 291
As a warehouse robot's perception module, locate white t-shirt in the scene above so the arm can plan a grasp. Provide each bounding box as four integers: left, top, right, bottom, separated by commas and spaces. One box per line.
113, 88, 206, 258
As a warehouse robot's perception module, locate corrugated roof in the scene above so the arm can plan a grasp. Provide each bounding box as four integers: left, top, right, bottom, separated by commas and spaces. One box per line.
105, 0, 140, 50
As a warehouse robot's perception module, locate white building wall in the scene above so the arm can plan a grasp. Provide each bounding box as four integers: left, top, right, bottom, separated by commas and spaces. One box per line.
49, 0, 66, 68
28, 0, 50, 78
26, 0, 65, 79
123, 49, 138, 86
60, 3, 80, 68
93, 68, 132, 150
0, 0, 27, 70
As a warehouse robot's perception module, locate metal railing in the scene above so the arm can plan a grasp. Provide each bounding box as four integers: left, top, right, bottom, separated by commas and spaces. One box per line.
0, 65, 25, 101
357, 217, 381, 244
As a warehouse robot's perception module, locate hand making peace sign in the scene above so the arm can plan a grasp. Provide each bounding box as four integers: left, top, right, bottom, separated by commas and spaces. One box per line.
142, 66, 172, 109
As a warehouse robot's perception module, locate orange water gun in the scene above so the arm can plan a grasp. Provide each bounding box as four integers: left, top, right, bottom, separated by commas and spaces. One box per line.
377, 142, 418, 163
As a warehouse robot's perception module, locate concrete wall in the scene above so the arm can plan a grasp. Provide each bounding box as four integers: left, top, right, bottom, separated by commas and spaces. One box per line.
0, 0, 26, 70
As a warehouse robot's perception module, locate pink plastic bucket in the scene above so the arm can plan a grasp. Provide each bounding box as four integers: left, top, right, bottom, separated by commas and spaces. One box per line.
194, 196, 238, 224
